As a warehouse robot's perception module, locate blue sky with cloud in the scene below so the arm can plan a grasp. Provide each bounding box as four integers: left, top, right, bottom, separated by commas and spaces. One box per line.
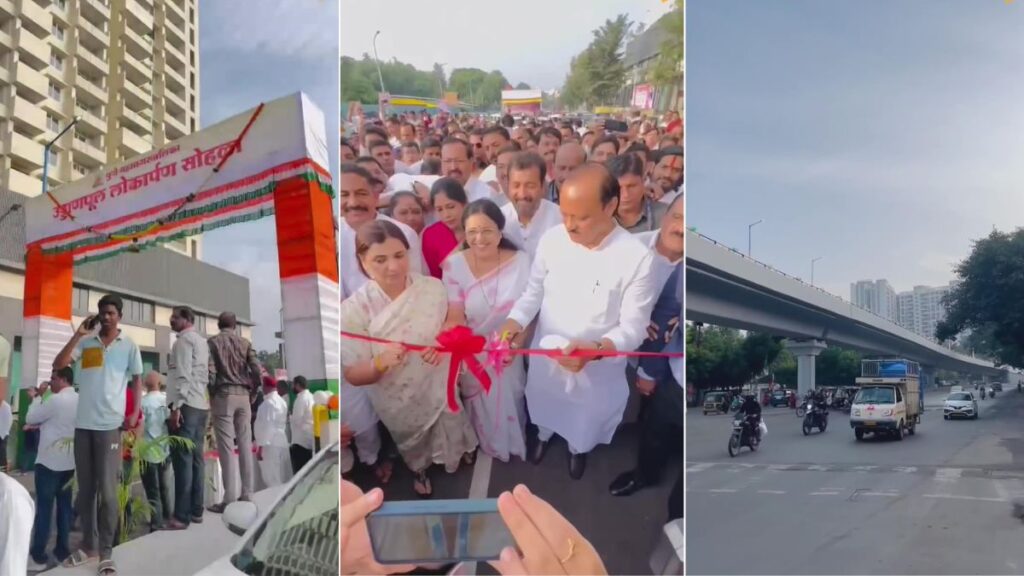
687, 0, 1024, 298
199, 0, 339, 349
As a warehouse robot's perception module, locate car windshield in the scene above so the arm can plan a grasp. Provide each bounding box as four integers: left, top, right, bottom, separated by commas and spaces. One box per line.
948, 393, 972, 401
231, 445, 339, 575
706, 393, 724, 401
853, 387, 895, 404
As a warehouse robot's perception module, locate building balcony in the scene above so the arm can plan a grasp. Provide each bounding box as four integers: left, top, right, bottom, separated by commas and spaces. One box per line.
40, 95, 65, 118
123, 24, 151, 54
163, 0, 185, 24
48, 32, 68, 55
0, 27, 12, 51
16, 27, 50, 70
119, 128, 152, 157
0, 0, 14, 20
7, 167, 44, 198
10, 131, 45, 171
121, 78, 151, 110
164, 113, 187, 140
72, 137, 106, 165
12, 96, 47, 136
126, 0, 154, 34
15, 61, 48, 102
122, 50, 152, 85
76, 75, 109, 105
163, 63, 186, 93
120, 106, 151, 134
162, 37, 186, 68
77, 47, 108, 77
77, 17, 110, 49
163, 11, 186, 45
75, 105, 107, 135
17, 0, 51, 38
80, 0, 110, 22
164, 86, 186, 114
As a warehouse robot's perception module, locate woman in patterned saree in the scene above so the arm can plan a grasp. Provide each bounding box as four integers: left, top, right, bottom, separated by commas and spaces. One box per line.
442, 199, 531, 462
340, 220, 478, 497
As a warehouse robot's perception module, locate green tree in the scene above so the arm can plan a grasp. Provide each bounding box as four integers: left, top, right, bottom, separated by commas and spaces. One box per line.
257, 349, 282, 372
649, 0, 685, 88
560, 14, 633, 109
937, 228, 1024, 368
815, 347, 862, 386
514, 81, 531, 90
686, 326, 782, 392
771, 349, 797, 388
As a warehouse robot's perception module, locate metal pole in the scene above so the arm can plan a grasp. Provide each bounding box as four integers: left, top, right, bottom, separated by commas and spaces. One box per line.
747, 219, 763, 257
372, 30, 386, 93
811, 257, 822, 286
42, 117, 80, 197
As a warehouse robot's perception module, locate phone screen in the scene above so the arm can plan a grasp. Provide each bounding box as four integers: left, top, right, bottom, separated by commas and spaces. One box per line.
367, 499, 514, 565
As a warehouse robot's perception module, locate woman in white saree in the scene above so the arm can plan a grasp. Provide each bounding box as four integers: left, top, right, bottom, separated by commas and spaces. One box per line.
341, 220, 478, 497
442, 199, 531, 462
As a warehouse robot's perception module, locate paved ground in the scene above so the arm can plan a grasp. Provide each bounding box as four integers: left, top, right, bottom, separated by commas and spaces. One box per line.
687, 389, 1024, 575
346, 394, 682, 576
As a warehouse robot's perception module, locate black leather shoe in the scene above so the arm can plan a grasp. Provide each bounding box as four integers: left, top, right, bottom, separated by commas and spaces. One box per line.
529, 439, 550, 464
568, 453, 587, 480
609, 470, 646, 496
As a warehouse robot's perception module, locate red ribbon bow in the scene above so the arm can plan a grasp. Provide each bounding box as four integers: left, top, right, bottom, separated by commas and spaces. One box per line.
436, 326, 492, 413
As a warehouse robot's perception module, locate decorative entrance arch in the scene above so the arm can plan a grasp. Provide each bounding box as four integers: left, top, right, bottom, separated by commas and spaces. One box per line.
22, 92, 339, 399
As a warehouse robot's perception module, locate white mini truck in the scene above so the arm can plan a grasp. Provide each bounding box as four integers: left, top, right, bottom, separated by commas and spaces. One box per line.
850, 359, 921, 441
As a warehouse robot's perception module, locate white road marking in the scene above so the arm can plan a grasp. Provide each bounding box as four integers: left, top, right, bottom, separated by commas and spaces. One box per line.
709, 488, 738, 493
935, 468, 963, 483
807, 465, 831, 472
810, 492, 841, 496
767, 464, 793, 471
852, 466, 878, 472
993, 479, 1011, 502
860, 491, 899, 497
687, 463, 714, 473
893, 466, 918, 474
923, 493, 1006, 503
757, 490, 786, 495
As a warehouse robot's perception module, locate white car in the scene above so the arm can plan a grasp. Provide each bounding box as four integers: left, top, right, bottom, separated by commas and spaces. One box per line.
194, 443, 339, 576
944, 391, 979, 420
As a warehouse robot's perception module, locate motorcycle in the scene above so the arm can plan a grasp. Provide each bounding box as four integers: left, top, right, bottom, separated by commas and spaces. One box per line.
981, 388, 987, 399
728, 415, 760, 457
802, 403, 828, 435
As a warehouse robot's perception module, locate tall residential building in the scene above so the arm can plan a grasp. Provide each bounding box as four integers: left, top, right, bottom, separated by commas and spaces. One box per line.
895, 282, 957, 342
0, 1, 254, 430
850, 279, 898, 323
1, 0, 201, 256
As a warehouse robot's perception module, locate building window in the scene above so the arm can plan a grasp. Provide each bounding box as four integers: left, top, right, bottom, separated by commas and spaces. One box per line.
71, 287, 89, 312
52, 24, 65, 40
123, 298, 155, 324
190, 239, 198, 258
51, 54, 64, 71
47, 114, 61, 133
48, 148, 59, 166
48, 82, 62, 102
53, 0, 66, 10
196, 315, 207, 334
73, 162, 89, 176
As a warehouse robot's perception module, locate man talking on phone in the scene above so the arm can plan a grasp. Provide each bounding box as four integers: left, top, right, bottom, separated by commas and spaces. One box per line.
53, 294, 143, 574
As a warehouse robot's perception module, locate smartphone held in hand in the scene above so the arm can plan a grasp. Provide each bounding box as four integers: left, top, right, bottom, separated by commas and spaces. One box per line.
367, 499, 515, 565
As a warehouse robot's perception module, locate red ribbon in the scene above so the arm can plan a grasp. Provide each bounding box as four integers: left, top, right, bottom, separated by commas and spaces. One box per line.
341, 327, 683, 414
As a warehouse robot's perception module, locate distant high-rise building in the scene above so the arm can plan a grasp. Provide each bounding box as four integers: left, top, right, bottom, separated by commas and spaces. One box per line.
850, 279, 898, 322
895, 282, 957, 342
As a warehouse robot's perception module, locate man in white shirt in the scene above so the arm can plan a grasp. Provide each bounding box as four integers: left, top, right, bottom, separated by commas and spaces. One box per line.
289, 376, 315, 474
254, 376, 292, 488
501, 164, 658, 480
441, 137, 497, 202
339, 163, 423, 299
500, 152, 563, 260
0, 470, 33, 576
25, 367, 78, 570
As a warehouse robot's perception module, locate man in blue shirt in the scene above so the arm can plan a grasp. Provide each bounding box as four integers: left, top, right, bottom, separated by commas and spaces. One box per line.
54, 294, 143, 574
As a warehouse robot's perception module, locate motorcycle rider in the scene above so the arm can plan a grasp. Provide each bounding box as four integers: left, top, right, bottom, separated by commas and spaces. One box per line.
738, 394, 762, 441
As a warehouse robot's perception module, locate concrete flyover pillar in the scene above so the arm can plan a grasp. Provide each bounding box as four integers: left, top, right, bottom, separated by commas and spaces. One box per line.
783, 339, 828, 398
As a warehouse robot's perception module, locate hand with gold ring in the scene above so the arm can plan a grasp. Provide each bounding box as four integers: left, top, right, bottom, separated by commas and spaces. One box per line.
489, 484, 607, 575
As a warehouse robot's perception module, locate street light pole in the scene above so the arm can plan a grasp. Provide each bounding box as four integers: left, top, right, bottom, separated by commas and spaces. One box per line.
42, 116, 80, 197
747, 219, 763, 257
811, 256, 823, 286
372, 30, 386, 93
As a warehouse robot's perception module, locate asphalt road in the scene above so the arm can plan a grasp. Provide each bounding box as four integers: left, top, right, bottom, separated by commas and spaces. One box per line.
346, 393, 681, 575
687, 389, 1024, 575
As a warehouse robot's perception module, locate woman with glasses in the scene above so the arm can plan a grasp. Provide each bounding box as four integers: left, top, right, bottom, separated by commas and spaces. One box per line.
441, 199, 531, 463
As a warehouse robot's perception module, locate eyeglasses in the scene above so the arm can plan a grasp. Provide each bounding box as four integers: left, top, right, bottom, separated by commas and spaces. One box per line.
466, 229, 499, 238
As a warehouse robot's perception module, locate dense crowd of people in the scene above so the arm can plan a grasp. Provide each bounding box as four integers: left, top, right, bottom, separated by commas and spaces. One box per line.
339, 108, 684, 520
0, 298, 325, 575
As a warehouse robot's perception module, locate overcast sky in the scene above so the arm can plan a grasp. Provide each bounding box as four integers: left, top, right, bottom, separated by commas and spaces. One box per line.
687, 0, 1024, 299
339, 0, 673, 91
200, 0, 339, 350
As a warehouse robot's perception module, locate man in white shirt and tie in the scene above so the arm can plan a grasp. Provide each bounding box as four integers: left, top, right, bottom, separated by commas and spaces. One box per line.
25, 367, 78, 570
289, 376, 316, 474
500, 152, 563, 260
501, 164, 657, 480
339, 163, 423, 299
255, 376, 292, 488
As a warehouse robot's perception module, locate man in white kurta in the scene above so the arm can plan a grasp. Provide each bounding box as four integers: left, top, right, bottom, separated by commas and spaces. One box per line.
0, 471, 34, 575
500, 152, 564, 261
503, 164, 657, 480
254, 377, 292, 488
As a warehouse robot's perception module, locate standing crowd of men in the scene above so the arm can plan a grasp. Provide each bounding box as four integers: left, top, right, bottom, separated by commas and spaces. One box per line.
0, 298, 320, 575
339, 107, 683, 517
